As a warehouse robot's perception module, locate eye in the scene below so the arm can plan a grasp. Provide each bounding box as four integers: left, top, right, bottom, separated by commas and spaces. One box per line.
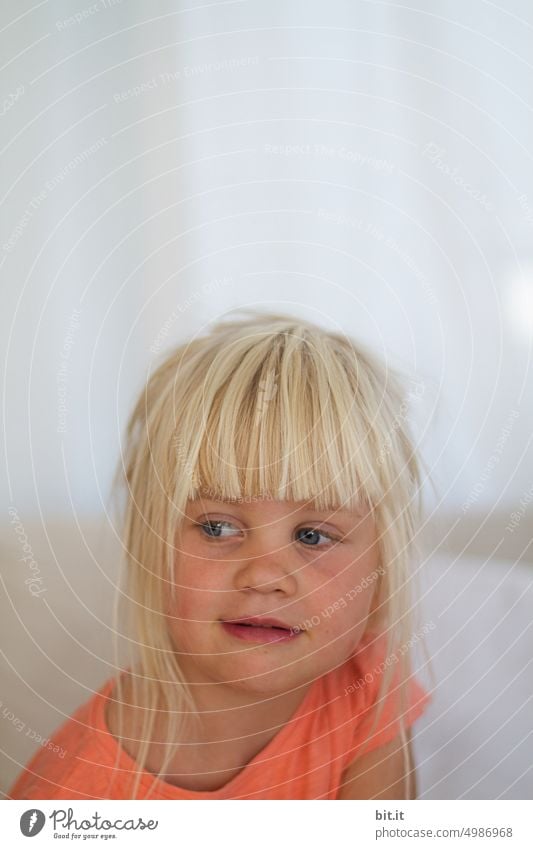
197, 519, 242, 540
296, 527, 336, 547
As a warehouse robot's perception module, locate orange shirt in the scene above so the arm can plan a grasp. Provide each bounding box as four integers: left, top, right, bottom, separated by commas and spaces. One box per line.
9, 634, 431, 800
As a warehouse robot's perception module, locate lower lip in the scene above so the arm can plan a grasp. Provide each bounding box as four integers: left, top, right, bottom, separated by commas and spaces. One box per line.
221, 622, 300, 643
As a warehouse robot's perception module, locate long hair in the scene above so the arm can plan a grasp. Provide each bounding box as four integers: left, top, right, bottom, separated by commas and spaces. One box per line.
111, 310, 428, 798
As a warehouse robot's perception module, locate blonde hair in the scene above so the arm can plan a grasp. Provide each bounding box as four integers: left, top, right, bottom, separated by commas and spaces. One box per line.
111, 310, 428, 798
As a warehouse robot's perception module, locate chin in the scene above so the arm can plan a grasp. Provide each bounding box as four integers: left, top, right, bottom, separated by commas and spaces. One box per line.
220, 656, 318, 697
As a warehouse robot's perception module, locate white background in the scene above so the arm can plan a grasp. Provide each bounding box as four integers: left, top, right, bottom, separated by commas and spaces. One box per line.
1, 0, 532, 520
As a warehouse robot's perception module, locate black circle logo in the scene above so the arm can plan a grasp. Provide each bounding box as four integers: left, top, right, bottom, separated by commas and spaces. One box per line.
20, 809, 46, 837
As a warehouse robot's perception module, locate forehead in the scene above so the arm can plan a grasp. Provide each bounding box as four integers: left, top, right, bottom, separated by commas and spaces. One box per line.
185, 495, 369, 522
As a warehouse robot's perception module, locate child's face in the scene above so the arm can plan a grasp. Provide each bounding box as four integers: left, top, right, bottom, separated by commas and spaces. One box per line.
167, 496, 381, 697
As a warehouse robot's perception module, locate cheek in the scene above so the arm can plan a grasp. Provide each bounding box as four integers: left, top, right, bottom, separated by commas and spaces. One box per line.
165, 586, 212, 654
310, 560, 379, 636
319, 587, 375, 636
171, 556, 226, 595
167, 561, 226, 623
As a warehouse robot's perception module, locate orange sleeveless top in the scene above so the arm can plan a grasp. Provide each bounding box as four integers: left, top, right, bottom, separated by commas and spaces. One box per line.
9, 635, 431, 800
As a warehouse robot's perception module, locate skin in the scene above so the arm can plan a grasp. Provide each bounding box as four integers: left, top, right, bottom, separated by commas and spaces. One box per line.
108, 495, 383, 791
168, 495, 381, 694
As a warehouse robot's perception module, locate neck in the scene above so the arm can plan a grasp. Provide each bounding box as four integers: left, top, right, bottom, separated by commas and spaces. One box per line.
108, 673, 313, 792
182, 679, 312, 744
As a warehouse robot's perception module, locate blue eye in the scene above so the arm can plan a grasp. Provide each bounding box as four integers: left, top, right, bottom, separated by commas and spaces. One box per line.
196, 520, 336, 545
199, 520, 241, 539
296, 527, 334, 546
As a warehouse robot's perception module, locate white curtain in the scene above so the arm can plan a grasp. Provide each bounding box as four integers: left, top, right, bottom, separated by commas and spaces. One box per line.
1, 0, 532, 518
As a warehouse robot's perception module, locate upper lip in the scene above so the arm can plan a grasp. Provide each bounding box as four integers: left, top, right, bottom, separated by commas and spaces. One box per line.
223, 616, 293, 630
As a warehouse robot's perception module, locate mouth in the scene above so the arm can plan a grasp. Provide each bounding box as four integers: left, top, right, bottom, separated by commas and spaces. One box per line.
221, 617, 302, 644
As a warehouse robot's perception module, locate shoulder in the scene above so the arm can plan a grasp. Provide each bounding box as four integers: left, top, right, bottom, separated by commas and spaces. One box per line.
337, 727, 417, 799
334, 633, 431, 799
9, 678, 117, 800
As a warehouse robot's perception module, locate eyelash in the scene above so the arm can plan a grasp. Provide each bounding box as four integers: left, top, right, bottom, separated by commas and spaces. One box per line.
196, 519, 338, 547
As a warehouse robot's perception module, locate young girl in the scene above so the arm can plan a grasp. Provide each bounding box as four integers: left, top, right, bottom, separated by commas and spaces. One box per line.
10, 311, 431, 800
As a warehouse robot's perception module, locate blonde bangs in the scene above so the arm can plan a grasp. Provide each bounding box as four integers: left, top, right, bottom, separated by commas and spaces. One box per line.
171, 320, 393, 516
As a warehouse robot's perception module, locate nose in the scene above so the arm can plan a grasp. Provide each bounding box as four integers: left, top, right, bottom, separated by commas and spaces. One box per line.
233, 543, 298, 595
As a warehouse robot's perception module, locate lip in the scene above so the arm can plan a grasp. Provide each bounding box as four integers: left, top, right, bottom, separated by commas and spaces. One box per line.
221, 616, 302, 643
226, 616, 293, 629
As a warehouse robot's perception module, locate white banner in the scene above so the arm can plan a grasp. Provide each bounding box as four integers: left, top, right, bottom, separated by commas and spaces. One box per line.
2, 800, 532, 848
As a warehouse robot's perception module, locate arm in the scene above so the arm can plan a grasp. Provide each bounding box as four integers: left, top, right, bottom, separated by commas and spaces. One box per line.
337, 729, 417, 800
